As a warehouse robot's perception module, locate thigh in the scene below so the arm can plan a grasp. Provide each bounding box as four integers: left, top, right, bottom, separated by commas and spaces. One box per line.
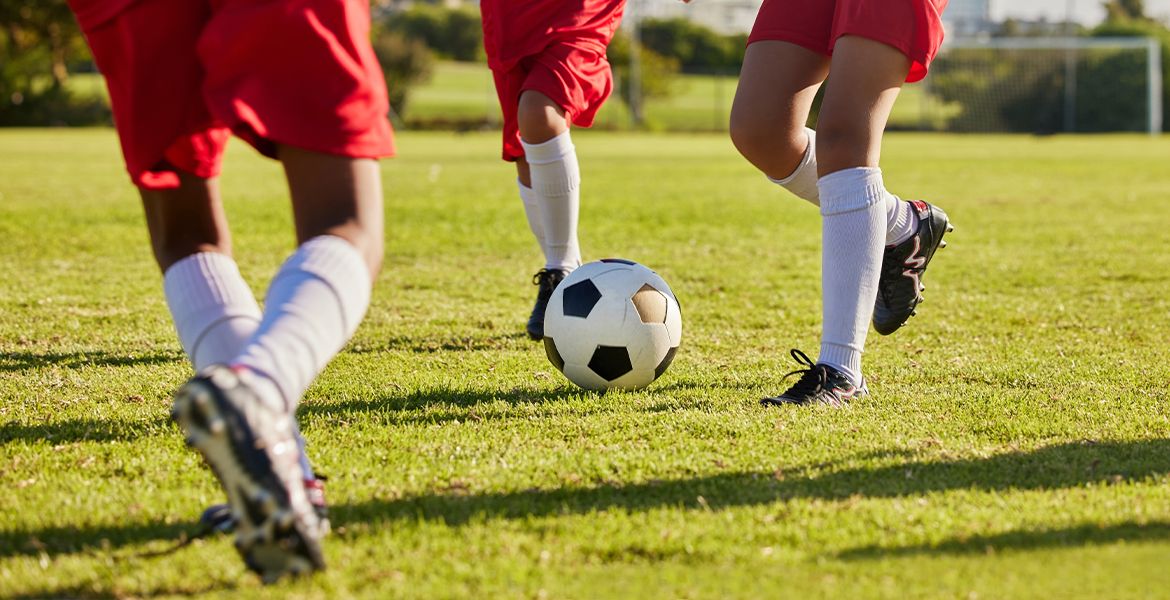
731, 41, 829, 137
816, 35, 911, 173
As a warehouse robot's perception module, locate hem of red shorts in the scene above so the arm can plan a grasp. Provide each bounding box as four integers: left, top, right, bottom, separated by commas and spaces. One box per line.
130, 161, 221, 190
232, 124, 397, 162
745, 31, 830, 56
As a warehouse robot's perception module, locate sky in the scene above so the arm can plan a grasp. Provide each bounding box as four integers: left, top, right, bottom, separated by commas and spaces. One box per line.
990, 0, 1170, 25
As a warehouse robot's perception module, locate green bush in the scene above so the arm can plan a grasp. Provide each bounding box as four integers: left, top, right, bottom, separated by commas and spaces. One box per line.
0, 0, 109, 126
1092, 20, 1170, 131
384, 5, 482, 62
639, 18, 740, 73
929, 44, 1159, 133
371, 28, 436, 120
607, 33, 681, 123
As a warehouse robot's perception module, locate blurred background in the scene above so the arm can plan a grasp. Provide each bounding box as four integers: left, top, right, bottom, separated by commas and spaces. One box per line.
1, 0, 1166, 135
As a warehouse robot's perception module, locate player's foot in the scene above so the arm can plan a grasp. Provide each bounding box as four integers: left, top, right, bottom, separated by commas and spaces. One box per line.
760, 349, 868, 407
201, 478, 329, 535
527, 268, 570, 340
172, 365, 327, 583
873, 200, 953, 335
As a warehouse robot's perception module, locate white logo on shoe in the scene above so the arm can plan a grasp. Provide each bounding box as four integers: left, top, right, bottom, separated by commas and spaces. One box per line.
902, 236, 925, 292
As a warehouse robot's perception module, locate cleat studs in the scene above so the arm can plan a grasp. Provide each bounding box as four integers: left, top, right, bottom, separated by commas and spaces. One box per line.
940, 240, 948, 248
947, 224, 955, 233
208, 417, 226, 435
919, 284, 926, 292
917, 296, 925, 303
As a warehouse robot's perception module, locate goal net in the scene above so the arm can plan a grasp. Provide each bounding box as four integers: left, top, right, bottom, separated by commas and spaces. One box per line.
915, 37, 1163, 134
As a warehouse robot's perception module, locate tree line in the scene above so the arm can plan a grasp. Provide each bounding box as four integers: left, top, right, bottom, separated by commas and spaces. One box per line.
1, 0, 1167, 131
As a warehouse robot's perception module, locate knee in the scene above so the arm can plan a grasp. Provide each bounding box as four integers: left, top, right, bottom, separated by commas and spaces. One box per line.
729, 111, 806, 177
813, 120, 869, 173
517, 92, 568, 144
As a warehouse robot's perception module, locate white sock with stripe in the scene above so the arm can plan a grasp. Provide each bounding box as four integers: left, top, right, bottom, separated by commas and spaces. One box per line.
232, 235, 371, 414
164, 252, 262, 371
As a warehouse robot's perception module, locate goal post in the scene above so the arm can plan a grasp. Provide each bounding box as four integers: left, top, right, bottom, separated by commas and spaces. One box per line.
920, 36, 1163, 135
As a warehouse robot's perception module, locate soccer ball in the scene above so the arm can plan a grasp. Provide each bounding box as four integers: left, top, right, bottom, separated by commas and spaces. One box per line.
542, 258, 682, 391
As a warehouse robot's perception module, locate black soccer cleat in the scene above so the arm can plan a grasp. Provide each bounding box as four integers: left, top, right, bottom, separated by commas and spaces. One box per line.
526, 268, 570, 340
761, 349, 868, 408
873, 200, 953, 336
201, 478, 329, 536
172, 365, 327, 583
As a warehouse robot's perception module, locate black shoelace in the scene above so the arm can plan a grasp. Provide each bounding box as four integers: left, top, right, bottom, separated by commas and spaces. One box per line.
532, 268, 557, 289
778, 349, 829, 398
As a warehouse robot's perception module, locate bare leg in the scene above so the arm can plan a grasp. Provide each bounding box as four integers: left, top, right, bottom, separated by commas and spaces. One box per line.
139, 171, 231, 272
278, 146, 384, 279
730, 41, 829, 180
815, 36, 910, 175
514, 89, 570, 186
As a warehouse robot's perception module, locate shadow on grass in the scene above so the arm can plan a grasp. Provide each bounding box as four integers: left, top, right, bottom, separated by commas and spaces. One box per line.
351, 332, 528, 354
0, 350, 180, 372
6, 439, 1168, 561
332, 438, 1170, 528
298, 385, 593, 426
836, 521, 1170, 560
0, 416, 172, 445
0, 520, 191, 559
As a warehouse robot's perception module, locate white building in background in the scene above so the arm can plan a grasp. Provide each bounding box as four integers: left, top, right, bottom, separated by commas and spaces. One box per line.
944, 0, 996, 38
635, 0, 762, 35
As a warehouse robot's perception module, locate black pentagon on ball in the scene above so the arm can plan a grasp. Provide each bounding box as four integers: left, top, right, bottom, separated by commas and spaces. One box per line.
600, 258, 636, 265
543, 338, 565, 371
654, 346, 678, 379
562, 279, 603, 318
588, 345, 634, 381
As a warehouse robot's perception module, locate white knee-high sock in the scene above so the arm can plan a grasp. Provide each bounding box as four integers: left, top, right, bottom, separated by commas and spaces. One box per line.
164, 252, 262, 371
522, 131, 582, 271
232, 235, 371, 414
517, 179, 548, 260
817, 167, 887, 386
768, 127, 820, 206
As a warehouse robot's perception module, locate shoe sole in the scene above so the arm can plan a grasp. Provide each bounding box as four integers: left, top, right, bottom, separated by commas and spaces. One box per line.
873, 207, 955, 335
172, 378, 324, 583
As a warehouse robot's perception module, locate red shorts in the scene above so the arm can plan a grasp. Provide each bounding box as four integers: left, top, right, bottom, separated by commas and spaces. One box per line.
748, 0, 948, 83
75, 0, 395, 190
490, 44, 613, 161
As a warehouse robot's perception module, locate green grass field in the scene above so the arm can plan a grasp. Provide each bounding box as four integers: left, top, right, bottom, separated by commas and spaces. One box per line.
2, 129, 1170, 598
